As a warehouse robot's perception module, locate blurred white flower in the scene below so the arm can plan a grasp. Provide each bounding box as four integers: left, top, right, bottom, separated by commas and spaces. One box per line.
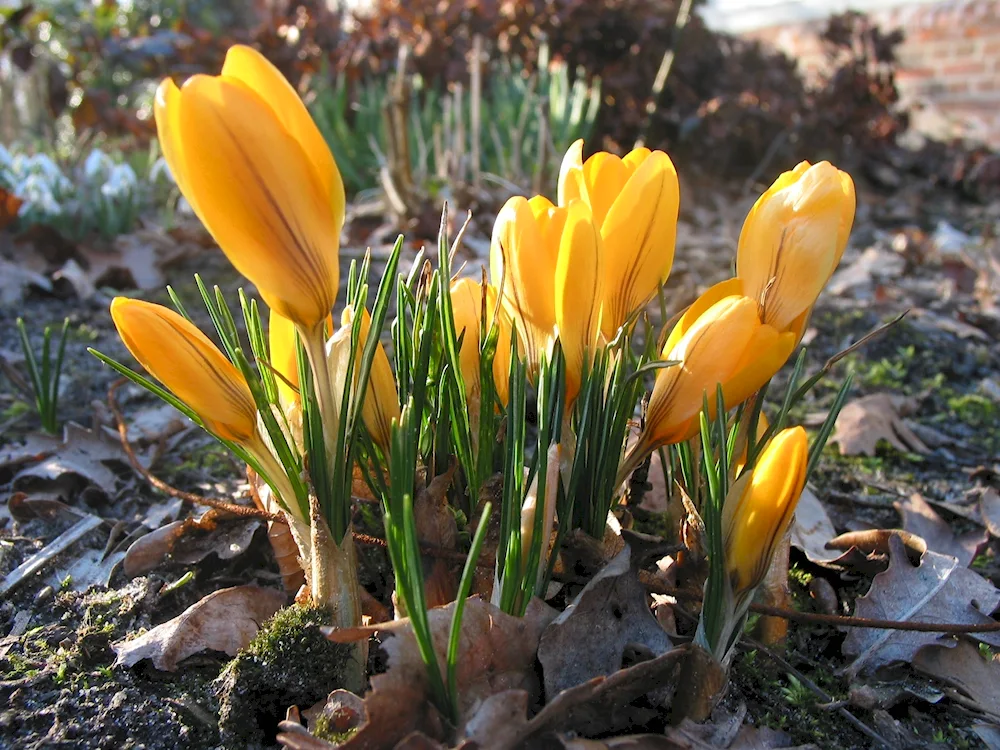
101, 163, 138, 199
0, 144, 11, 172
83, 149, 112, 181
25, 153, 64, 183
148, 156, 174, 185
18, 173, 63, 217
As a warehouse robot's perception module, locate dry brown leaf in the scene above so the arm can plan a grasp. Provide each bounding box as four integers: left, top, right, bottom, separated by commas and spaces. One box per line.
122, 509, 261, 577
538, 544, 673, 699
789, 487, 843, 566
113, 585, 286, 671
76, 226, 200, 294
981, 488, 1000, 539
895, 493, 987, 567
321, 597, 557, 749
12, 422, 132, 495
913, 639, 1000, 721
830, 394, 930, 457
842, 535, 1000, 678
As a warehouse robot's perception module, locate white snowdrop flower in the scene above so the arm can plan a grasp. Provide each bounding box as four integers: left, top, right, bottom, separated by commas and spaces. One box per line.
101, 163, 138, 198
83, 149, 112, 180
148, 156, 174, 184
19, 174, 62, 216
26, 153, 64, 183
0, 144, 11, 171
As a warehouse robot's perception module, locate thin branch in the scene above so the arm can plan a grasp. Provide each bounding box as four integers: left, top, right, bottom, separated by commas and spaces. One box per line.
641, 574, 1000, 634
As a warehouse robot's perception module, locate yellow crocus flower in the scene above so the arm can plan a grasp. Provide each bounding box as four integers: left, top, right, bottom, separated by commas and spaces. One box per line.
154, 45, 344, 333
558, 139, 679, 338
490, 195, 602, 400
327, 306, 400, 451
450, 277, 513, 406
639, 279, 796, 451
736, 161, 855, 341
722, 426, 808, 596
268, 309, 334, 409
110, 298, 257, 444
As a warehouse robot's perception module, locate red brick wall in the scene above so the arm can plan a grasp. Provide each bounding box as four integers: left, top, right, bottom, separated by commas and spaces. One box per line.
744, 0, 1000, 147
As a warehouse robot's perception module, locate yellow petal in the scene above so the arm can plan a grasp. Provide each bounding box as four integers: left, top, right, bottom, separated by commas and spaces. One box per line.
662, 278, 744, 355
268, 309, 300, 408
581, 152, 630, 228
557, 139, 586, 206
721, 325, 796, 408
111, 298, 257, 443
451, 277, 513, 406
220, 44, 345, 227
724, 426, 808, 594
348, 306, 400, 451
175, 74, 340, 329
646, 295, 759, 446
599, 150, 680, 336
154, 79, 202, 219
556, 200, 603, 401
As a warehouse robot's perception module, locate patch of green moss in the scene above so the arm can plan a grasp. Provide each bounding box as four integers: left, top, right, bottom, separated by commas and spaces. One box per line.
947, 393, 997, 429
216, 604, 360, 748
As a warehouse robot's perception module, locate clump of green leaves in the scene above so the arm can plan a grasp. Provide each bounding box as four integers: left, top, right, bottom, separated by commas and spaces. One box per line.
16, 316, 70, 434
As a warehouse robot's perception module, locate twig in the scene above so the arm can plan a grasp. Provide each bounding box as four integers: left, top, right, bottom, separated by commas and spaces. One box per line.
742, 636, 893, 749
641, 575, 1000, 633
107, 379, 280, 522
635, 0, 695, 149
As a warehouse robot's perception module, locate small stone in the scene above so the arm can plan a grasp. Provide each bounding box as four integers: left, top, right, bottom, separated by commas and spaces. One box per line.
34, 586, 54, 605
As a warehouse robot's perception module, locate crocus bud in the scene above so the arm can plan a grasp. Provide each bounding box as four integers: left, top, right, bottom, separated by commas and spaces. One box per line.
327, 305, 400, 451
490, 195, 602, 400
450, 277, 513, 406
722, 426, 808, 596
558, 139, 679, 338
642, 280, 796, 449
111, 298, 257, 443
154, 45, 344, 331
736, 161, 855, 341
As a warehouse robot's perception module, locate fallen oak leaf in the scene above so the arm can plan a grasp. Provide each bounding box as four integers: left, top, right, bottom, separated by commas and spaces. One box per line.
842, 535, 1000, 678
830, 393, 929, 457
912, 638, 1000, 721
321, 596, 557, 749
895, 493, 987, 567
13, 421, 135, 496
122, 508, 261, 577
113, 585, 286, 671
538, 543, 674, 699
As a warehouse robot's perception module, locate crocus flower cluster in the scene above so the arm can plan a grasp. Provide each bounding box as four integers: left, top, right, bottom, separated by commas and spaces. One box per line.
104, 43, 856, 651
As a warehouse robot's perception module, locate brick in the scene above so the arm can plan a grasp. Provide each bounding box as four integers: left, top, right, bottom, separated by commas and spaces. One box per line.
943, 62, 987, 76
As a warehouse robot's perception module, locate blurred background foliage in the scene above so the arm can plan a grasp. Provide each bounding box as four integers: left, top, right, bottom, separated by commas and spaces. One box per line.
0, 0, 988, 239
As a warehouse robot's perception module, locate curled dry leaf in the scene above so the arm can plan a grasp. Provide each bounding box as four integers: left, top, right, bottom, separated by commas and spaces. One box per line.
830, 393, 930, 457
895, 493, 987, 567
321, 597, 557, 748
912, 638, 1000, 721
113, 585, 286, 671
842, 535, 1000, 678
981, 488, 1000, 539
122, 508, 261, 578
789, 486, 847, 567
538, 544, 674, 699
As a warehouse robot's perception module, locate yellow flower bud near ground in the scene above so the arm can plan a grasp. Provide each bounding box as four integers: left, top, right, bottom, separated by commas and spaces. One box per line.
642, 280, 795, 448
328, 306, 400, 451
110, 298, 258, 443
722, 426, 808, 596
558, 139, 680, 338
154, 45, 345, 331
736, 161, 855, 340
450, 277, 513, 406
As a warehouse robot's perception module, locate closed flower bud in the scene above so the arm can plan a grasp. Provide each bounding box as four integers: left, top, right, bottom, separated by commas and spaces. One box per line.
722, 426, 808, 596
450, 277, 513, 406
111, 298, 257, 443
155, 45, 344, 331
737, 161, 855, 341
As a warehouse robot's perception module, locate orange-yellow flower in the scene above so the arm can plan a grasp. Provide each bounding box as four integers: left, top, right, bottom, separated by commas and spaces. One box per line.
269, 309, 334, 409
736, 161, 855, 341
490, 195, 602, 400
111, 298, 257, 443
558, 140, 679, 338
639, 280, 796, 450
154, 45, 344, 331
450, 277, 513, 406
722, 426, 808, 595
